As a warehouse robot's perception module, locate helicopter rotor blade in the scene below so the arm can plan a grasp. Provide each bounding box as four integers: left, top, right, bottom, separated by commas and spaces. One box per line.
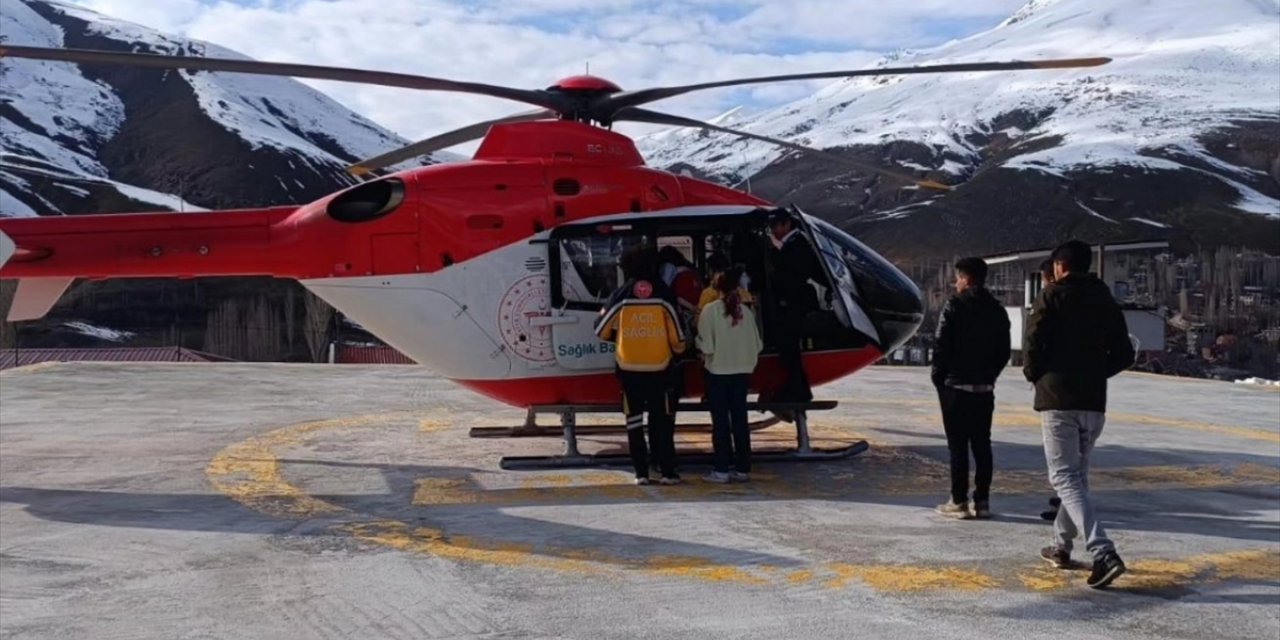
0, 45, 562, 112
348, 109, 557, 176
615, 107, 951, 191
600, 57, 1110, 115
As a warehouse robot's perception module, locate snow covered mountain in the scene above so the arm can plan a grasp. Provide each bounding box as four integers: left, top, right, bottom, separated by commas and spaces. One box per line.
639, 0, 1280, 259
0, 0, 453, 217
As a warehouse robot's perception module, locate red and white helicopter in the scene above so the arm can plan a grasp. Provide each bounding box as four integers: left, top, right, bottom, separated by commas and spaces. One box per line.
0, 46, 1107, 429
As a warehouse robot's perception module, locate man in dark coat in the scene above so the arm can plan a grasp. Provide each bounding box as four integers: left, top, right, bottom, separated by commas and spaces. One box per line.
931, 257, 1011, 520
765, 210, 823, 402
1024, 240, 1135, 589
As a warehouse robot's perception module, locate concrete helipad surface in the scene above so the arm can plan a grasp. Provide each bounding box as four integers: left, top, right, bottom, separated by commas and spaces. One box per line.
1, 363, 1277, 640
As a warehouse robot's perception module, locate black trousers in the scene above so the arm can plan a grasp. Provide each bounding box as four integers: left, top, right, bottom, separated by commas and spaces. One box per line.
774, 308, 812, 401
619, 370, 677, 479
938, 386, 995, 504
705, 372, 751, 473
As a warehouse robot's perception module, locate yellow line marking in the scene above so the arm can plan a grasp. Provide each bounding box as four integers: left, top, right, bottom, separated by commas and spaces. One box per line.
826, 564, 998, 592
205, 414, 395, 518
1018, 549, 1280, 593
418, 418, 449, 433
206, 412, 1280, 594
851, 396, 1280, 444
1107, 413, 1280, 445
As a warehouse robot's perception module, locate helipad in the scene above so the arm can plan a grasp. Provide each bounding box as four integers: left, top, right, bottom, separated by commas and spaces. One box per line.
1, 363, 1277, 639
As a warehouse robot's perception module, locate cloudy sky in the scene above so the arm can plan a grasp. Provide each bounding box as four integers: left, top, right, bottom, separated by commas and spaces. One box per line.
75, 0, 1031, 148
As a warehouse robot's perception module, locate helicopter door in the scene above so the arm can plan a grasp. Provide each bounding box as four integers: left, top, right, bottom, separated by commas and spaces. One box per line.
791, 210, 880, 344
546, 233, 643, 371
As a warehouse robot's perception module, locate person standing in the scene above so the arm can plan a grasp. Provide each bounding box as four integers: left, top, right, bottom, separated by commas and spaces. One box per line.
596, 246, 687, 486
697, 267, 764, 483
931, 257, 1011, 520
698, 253, 754, 318
1035, 258, 1062, 523
1024, 240, 1135, 588
765, 210, 822, 402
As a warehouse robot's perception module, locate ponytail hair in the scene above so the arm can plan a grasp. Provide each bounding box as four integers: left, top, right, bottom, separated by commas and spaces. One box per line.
717, 266, 744, 326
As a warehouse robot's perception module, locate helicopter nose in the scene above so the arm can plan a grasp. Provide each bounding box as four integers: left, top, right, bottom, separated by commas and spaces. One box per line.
807, 217, 924, 352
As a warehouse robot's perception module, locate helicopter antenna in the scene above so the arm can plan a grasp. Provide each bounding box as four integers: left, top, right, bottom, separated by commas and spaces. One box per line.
585, 61, 589, 75
741, 148, 752, 194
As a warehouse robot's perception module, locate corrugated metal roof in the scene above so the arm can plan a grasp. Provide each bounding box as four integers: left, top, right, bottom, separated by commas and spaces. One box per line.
335, 345, 416, 365
0, 347, 231, 370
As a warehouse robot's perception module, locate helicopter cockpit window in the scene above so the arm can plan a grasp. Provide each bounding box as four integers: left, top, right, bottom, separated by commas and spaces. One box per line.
558, 235, 647, 304
808, 217, 922, 317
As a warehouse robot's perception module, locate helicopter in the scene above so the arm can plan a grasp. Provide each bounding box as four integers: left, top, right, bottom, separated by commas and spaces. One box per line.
0, 45, 1108, 459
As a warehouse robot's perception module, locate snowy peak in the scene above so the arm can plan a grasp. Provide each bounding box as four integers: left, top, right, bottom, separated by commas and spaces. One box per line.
1, 0, 452, 217
637, 0, 1279, 258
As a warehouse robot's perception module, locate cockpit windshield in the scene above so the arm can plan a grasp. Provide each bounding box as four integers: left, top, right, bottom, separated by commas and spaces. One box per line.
804, 213, 924, 345
807, 217, 921, 313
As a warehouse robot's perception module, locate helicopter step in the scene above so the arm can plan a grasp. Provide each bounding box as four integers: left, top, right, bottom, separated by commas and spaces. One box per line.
486, 401, 864, 471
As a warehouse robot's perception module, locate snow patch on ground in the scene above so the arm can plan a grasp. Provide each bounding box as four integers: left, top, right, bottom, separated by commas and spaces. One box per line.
1075, 199, 1118, 224
112, 182, 208, 212
62, 321, 137, 342
1129, 217, 1171, 229
1234, 377, 1280, 387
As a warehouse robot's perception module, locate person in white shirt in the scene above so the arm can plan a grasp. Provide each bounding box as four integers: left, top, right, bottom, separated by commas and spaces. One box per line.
696, 267, 764, 483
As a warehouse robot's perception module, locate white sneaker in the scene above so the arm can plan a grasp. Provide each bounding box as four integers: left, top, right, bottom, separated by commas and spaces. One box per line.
935, 499, 972, 520
634, 477, 652, 486
703, 471, 732, 484
730, 471, 750, 483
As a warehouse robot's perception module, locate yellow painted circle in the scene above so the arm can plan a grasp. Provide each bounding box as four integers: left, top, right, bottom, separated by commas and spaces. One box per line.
205, 410, 1279, 594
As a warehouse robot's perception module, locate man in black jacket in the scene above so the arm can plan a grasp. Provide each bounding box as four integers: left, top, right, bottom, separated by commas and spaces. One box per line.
931, 257, 1011, 520
766, 210, 822, 402
1024, 240, 1135, 589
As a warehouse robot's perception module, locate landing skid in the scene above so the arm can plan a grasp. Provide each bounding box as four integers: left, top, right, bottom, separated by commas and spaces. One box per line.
475, 401, 866, 471
469, 408, 783, 439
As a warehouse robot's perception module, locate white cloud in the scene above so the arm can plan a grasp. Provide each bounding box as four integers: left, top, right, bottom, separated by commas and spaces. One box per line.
72, 0, 1028, 152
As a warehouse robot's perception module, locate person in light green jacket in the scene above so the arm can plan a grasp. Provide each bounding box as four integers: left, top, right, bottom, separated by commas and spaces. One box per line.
696, 267, 764, 483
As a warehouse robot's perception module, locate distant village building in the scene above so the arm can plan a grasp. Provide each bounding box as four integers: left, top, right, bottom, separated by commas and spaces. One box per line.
983, 241, 1170, 357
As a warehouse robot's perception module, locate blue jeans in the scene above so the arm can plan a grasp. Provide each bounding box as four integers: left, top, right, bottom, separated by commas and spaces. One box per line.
705, 372, 751, 473
1041, 410, 1115, 560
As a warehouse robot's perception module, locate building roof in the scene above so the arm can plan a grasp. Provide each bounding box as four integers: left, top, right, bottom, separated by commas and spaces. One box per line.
0, 347, 234, 370
335, 345, 417, 365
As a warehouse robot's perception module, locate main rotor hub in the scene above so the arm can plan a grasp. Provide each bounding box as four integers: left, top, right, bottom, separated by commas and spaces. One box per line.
547, 75, 622, 93
545, 75, 624, 124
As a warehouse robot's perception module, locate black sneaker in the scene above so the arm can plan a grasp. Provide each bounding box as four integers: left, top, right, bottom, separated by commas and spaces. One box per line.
973, 501, 992, 519
1087, 552, 1127, 589
1040, 546, 1071, 569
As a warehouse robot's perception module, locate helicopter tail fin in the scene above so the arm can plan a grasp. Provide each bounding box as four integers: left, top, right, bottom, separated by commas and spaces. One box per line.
6, 277, 74, 322
0, 229, 14, 271
0, 229, 71, 322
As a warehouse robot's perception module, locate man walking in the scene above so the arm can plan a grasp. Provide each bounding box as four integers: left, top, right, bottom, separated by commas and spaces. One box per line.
1024, 240, 1135, 588
931, 257, 1011, 520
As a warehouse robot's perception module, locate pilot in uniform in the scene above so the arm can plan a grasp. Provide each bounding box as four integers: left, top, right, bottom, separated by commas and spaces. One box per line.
766, 210, 821, 402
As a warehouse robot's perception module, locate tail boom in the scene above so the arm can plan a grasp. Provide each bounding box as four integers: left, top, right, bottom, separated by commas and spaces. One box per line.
0, 206, 302, 280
